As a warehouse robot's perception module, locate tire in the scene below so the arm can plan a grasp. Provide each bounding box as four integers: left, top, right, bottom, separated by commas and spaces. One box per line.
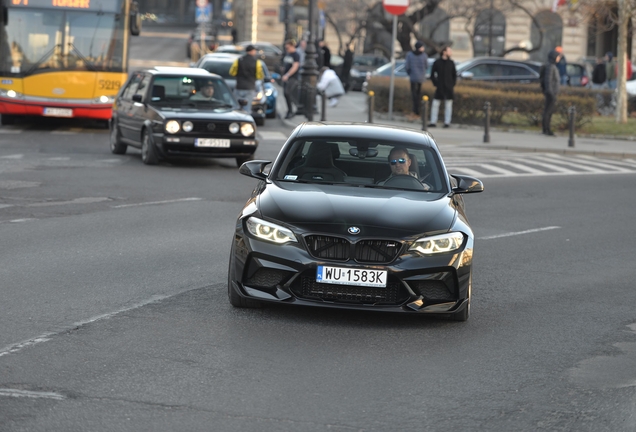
451, 300, 470, 322
141, 129, 159, 165
227, 246, 262, 308
236, 154, 254, 167
266, 106, 276, 119
109, 120, 127, 155
1, 114, 16, 126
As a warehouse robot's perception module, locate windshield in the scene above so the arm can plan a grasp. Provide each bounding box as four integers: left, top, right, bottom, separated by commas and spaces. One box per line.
272, 138, 445, 192
0, 7, 126, 76
201, 61, 233, 79
150, 75, 237, 108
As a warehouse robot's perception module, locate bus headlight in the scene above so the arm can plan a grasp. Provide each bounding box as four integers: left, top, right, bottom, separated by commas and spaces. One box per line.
182, 121, 194, 132
229, 122, 240, 134
93, 95, 114, 104
0, 89, 23, 99
165, 120, 180, 134
241, 123, 255, 136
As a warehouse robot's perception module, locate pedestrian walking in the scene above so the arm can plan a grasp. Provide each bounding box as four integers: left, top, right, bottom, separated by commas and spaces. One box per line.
316, 66, 345, 107
591, 57, 607, 89
340, 44, 354, 92
606, 52, 617, 90
404, 40, 428, 120
281, 39, 301, 119
555, 46, 568, 85
229, 45, 264, 113
319, 40, 331, 69
428, 46, 456, 128
539, 50, 561, 136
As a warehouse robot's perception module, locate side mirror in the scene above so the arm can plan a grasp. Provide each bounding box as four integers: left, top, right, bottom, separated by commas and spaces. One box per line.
460, 71, 474, 80
238, 98, 248, 106
239, 160, 271, 180
132, 94, 143, 103
451, 174, 484, 194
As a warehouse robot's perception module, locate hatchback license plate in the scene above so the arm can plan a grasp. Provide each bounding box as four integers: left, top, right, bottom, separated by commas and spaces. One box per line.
43, 107, 73, 117
316, 266, 387, 288
195, 138, 230, 148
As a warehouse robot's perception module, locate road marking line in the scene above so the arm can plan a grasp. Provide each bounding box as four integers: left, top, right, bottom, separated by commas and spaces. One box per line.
494, 160, 545, 174
139, 31, 189, 39
445, 166, 487, 177
478, 164, 519, 176
0, 389, 66, 400
546, 154, 634, 172
479, 226, 561, 240
27, 197, 111, 207
0, 204, 13, 209
0, 295, 169, 358
0, 154, 24, 159
258, 131, 288, 140
0, 129, 22, 134
511, 158, 577, 173
111, 197, 202, 208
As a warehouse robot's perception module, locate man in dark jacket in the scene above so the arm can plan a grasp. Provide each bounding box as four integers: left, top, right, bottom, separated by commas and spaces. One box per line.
591, 57, 607, 89
429, 46, 457, 128
319, 40, 331, 69
539, 50, 561, 136
404, 40, 428, 119
229, 45, 264, 113
340, 45, 354, 92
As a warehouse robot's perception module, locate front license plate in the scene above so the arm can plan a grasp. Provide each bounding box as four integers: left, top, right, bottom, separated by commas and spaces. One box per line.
195, 138, 230, 148
43, 107, 73, 117
316, 266, 387, 288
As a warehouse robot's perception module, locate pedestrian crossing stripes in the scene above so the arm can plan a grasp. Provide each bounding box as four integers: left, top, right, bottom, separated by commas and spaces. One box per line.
440, 149, 636, 178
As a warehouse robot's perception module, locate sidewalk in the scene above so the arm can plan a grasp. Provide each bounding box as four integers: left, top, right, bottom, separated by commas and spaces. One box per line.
276, 89, 636, 159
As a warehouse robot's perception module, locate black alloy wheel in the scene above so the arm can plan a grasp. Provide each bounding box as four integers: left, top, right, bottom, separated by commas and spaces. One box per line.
109, 120, 127, 155
141, 129, 159, 165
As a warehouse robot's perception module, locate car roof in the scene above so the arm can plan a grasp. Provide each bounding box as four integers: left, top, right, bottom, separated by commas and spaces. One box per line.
200, 53, 240, 61
292, 122, 437, 147
148, 66, 214, 77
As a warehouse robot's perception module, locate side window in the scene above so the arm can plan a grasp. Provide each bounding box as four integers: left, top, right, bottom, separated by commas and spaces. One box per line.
502, 65, 531, 77
133, 75, 151, 100
121, 74, 142, 100
467, 64, 494, 77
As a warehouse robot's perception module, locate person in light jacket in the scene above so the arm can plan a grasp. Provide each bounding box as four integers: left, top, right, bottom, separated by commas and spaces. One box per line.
317, 66, 345, 107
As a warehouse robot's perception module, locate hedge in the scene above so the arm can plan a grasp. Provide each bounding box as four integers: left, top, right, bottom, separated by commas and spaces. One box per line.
367, 77, 597, 129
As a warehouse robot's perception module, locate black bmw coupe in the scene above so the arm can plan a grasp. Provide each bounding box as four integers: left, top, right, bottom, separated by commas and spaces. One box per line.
229, 123, 484, 321
110, 66, 257, 166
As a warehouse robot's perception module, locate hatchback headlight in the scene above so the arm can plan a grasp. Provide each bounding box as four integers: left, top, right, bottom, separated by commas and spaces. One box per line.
229, 122, 240, 134
246, 217, 297, 244
182, 121, 194, 132
350, 68, 361, 78
165, 120, 180, 134
265, 88, 274, 96
241, 122, 255, 136
254, 91, 264, 100
409, 232, 465, 255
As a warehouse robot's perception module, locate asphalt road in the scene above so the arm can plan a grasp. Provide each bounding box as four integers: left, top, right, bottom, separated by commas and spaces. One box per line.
1, 27, 636, 432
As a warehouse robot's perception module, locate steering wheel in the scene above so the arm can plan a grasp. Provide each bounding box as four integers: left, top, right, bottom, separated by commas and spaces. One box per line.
381, 174, 427, 190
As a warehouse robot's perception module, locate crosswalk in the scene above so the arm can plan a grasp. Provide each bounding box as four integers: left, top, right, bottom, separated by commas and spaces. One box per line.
440, 149, 636, 178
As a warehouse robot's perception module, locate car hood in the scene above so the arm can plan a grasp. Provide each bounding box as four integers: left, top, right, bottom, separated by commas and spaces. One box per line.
157, 108, 253, 121
258, 183, 456, 238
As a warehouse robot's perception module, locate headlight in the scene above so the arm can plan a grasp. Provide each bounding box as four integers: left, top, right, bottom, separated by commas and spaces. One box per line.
246, 216, 297, 244
165, 120, 180, 134
93, 95, 114, 104
0, 89, 23, 98
240, 122, 255, 136
229, 122, 240, 134
265, 88, 274, 96
350, 69, 361, 78
409, 232, 465, 255
254, 91, 264, 100
182, 121, 194, 132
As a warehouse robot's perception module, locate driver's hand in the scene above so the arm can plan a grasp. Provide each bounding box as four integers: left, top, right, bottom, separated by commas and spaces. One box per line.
422, 182, 432, 191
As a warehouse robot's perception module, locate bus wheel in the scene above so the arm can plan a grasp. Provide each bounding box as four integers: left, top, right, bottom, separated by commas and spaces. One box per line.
110, 120, 127, 155
141, 129, 159, 165
1, 115, 16, 126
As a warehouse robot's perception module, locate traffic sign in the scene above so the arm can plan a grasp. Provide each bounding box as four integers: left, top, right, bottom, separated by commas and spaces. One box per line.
195, 0, 212, 23
382, 0, 409, 16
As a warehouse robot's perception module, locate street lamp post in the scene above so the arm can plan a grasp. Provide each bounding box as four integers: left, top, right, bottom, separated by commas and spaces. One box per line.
283, 0, 291, 42
300, 0, 319, 121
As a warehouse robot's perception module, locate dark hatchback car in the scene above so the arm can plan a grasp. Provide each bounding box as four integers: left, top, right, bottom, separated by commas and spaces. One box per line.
349, 55, 389, 91
456, 57, 541, 83
110, 66, 258, 166
228, 123, 484, 321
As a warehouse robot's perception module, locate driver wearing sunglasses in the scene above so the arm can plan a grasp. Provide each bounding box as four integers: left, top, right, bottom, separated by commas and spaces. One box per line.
380, 147, 431, 190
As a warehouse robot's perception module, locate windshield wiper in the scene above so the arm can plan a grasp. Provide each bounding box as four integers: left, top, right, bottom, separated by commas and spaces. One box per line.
24, 44, 63, 76
66, 42, 97, 71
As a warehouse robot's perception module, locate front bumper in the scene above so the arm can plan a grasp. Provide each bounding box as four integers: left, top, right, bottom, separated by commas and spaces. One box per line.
0, 98, 112, 120
154, 133, 258, 159
229, 227, 473, 315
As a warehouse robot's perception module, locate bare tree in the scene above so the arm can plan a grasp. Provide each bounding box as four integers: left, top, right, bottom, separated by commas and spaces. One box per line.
579, 0, 635, 123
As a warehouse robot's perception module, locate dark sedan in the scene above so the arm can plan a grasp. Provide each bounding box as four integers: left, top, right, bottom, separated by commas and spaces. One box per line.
228, 123, 484, 321
456, 57, 541, 83
110, 66, 258, 167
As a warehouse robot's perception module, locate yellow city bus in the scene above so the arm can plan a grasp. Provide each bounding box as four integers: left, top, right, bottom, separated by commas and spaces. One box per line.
0, 0, 141, 125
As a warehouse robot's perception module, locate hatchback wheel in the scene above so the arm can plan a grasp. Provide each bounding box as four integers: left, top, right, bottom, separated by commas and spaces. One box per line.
141, 129, 159, 165
110, 120, 127, 155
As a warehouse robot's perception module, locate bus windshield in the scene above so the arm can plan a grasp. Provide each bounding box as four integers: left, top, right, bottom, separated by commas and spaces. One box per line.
0, 7, 126, 76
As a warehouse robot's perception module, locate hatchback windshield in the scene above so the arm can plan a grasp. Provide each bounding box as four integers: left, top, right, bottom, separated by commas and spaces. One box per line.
273, 139, 445, 192
150, 76, 236, 107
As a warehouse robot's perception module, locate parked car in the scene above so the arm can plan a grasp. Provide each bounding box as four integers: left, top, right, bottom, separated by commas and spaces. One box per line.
566, 62, 592, 87
361, 60, 408, 93
456, 57, 542, 83
109, 66, 258, 167
229, 122, 484, 321
193, 53, 273, 125
238, 41, 284, 75
213, 44, 245, 55
349, 55, 390, 91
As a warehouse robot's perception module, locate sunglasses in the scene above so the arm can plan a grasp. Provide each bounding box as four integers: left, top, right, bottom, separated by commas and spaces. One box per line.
390, 158, 408, 165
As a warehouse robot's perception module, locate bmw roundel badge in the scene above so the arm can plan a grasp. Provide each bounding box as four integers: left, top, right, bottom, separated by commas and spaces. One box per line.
348, 226, 361, 235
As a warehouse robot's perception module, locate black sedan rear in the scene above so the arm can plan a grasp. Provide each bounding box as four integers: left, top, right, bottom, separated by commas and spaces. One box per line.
228, 123, 484, 321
